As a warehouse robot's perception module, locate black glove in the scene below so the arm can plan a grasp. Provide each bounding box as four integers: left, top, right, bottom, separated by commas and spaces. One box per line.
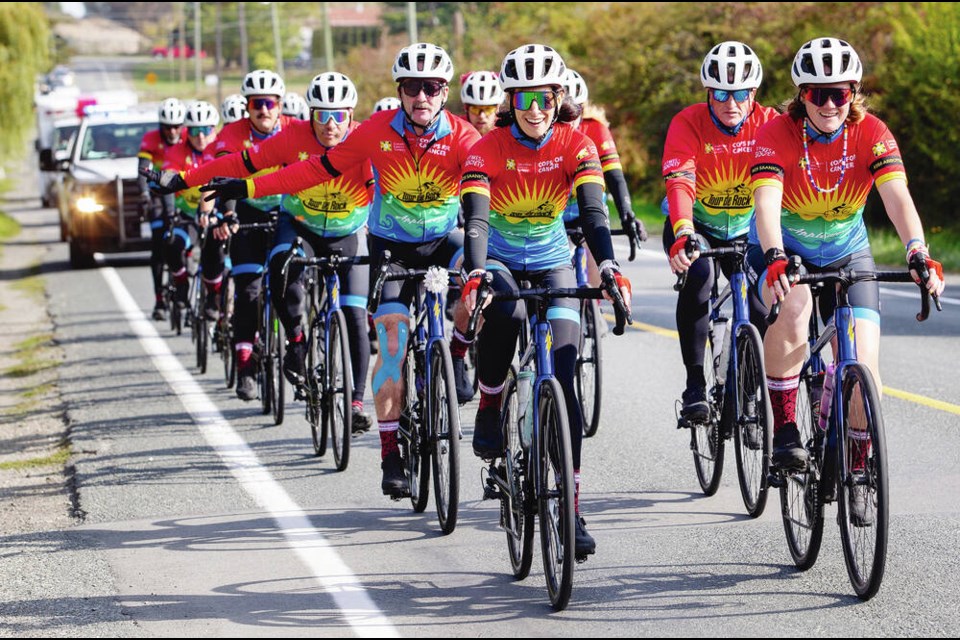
139, 168, 188, 195
200, 177, 248, 203
621, 212, 647, 261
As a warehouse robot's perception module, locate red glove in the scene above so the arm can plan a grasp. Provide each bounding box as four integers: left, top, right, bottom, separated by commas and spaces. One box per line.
765, 257, 790, 290
612, 270, 632, 297
669, 235, 691, 261
460, 270, 486, 304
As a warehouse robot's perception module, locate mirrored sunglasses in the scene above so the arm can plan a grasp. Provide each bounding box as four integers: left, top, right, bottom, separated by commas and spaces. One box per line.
400, 79, 446, 98
710, 89, 752, 103
188, 125, 215, 137
802, 87, 853, 107
250, 97, 279, 110
312, 109, 349, 125
467, 105, 498, 117
512, 90, 557, 111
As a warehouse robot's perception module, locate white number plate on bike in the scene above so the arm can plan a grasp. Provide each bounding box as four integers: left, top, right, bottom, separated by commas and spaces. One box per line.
140, 221, 152, 239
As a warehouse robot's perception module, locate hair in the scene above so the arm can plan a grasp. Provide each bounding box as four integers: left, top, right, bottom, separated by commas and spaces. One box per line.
582, 102, 609, 127
785, 84, 868, 125
495, 88, 580, 128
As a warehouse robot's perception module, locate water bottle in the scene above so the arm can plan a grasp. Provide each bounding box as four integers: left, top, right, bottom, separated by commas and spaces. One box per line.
516, 368, 535, 448
817, 364, 836, 431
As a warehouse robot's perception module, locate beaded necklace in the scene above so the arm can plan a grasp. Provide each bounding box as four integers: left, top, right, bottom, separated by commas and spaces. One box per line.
802, 118, 848, 194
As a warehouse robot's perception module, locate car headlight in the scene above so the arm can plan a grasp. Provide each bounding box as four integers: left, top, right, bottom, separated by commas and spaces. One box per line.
75, 196, 105, 214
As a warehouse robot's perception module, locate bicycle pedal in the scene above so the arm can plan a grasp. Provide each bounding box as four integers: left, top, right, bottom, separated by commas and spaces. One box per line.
575, 553, 591, 565
388, 490, 411, 501
767, 473, 786, 489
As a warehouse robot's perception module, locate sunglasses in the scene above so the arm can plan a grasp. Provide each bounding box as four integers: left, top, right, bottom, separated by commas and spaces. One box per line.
512, 90, 557, 111
312, 109, 349, 125
802, 86, 854, 107
250, 97, 279, 110
466, 105, 497, 117
710, 88, 752, 103
400, 79, 446, 98
187, 126, 215, 137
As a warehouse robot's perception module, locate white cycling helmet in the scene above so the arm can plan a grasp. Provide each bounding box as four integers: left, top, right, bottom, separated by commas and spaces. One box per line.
791, 37, 862, 86
306, 72, 359, 109
460, 71, 504, 106
373, 96, 401, 113
700, 41, 763, 90
241, 69, 285, 97
391, 42, 454, 82
281, 92, 309, 120
562, 69, 589, 105
184, 100, 220, 127
499, 44, 567, 91
158, 97, 186, 125
220, 94, 248, 124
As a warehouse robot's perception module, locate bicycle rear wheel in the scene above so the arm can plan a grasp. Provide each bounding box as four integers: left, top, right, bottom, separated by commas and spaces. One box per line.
836, 363, 887, 600
732, 324, 771, 517
692, 335, 724, 495
197, 316, 209, 374
780, 375, 824, 570
269, 306, 285, 426
536, 378, 575, 611
577, 299, 603, 438
502, 369, 535, 579
328, 310, 353, 472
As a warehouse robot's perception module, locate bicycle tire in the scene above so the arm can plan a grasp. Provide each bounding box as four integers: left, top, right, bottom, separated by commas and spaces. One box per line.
428, 339, 460, 534
328, 310, 353, 472
197, 316, 209, 374
403, 344, 430, 513
537, 377, 576, 611
732, 324, 771, 517
836, 363, 888, 600
501, 369, 535, 579
578, 299, 603, 438
780, 375, 824, 570
269, 307, 285, 426
692, 335, 724, 495
307, 318, 326, 457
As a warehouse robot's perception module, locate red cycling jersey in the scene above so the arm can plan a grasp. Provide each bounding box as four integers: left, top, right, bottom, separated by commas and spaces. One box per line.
162, 139, 215, 219
138, 129, 173, 169
662, 102, 778, 240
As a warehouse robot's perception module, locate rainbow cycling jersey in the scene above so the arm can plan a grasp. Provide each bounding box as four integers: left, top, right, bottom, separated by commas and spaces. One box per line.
662, 102, 778, 240
138, 129, 174, 169
201, 116, 294, 212
461, 122, 604, 270
162, 139, 214, 219
184, 120, 373, 238
748, 112, 906, 267
242, 109, 480, 244
562, 117, 621, 222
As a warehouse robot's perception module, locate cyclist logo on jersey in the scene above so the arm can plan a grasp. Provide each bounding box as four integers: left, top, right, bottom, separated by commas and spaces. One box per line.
304, 192, 348, 213
511, 201, 557, 222
823, 202, 855, 221
702, 182, 753, 212
397, 181, 442, 203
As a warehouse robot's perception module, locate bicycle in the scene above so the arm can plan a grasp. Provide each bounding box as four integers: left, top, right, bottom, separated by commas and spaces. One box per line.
281, 240, 369, 471
470, 270, 631, 610
254, 221, 284, 426
367, 250, 461, 535
674, 237, 774, 517
768, 257, 940, 600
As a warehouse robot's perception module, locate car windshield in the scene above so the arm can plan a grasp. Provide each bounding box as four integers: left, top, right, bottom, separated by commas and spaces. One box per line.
80, 122, 153, 160
53, 124, 79, 153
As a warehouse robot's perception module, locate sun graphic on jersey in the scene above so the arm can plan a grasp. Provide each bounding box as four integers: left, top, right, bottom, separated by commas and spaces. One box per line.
297, 176, 368, 219
491, 180, 568, 225
783, 181, 872, 222
377, 157, 457, 207
696, 162, 753, 215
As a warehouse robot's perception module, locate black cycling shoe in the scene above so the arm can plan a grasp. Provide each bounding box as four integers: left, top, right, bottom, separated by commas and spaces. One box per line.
680, 385, 710, 424
849, 480, 874, 527
772, 422, 808, 470
351, 406, 372, 435
472, 405, 503, 459
236, 366, 257, 402
453, 356, 475, 405
282, 340, 307, 385
381, 451, 409, 497
152, 302, 168, 321
575, 515, 596, 559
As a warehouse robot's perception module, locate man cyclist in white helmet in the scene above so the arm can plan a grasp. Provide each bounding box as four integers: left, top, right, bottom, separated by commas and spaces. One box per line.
371, 96, 400, 115
220, 94, 248, 125
459, 70, 503, 136
281, 92, 309, 121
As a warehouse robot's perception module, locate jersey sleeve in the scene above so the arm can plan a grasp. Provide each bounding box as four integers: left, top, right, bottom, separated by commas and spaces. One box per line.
863, 117, 906, 186
750, 119, 787, 191
662, 110, 700, 234
249, 154, 335, 199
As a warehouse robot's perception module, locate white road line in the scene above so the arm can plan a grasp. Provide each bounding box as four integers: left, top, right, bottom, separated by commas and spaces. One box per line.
880, 286, 958, 306
101, 267, 398, 638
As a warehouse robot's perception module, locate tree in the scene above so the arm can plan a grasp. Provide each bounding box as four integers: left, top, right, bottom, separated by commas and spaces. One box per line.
1, 4, 50, 160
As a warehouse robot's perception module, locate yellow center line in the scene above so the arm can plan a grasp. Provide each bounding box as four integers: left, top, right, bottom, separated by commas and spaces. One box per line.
604, 312, 960, 416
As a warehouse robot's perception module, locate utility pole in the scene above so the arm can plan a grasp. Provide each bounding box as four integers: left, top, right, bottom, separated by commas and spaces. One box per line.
238, 2, 249, 75
178, 2, 187, 84
322, 2, 334, 69
270, 2, 284, 77
215, 3, 223, 104
193, 2, 202, 95
407, 2, 418, 44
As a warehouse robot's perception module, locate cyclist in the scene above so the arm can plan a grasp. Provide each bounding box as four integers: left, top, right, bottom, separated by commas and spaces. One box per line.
747, 38, 946, 482
561, 68, 646, 281
196, 43, 482, 498
661, 41, 777, 424
220, 93, 248, 125
159, 101, 224, 313
372, 96, 400, 115
460, 43, 633, 559
282, 92, 309, 121
460, 70, 503, 136
138, 97, 185, 321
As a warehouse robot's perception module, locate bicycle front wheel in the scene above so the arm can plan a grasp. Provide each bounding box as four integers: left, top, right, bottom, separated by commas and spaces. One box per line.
502, 369, 534, 579
577, 299, 603, 438
327, 310, 353, 472
197, 316, 209, 374
780, 375, 824, 570
269, 306, 285, 426
306, 322, 326, 457
836, 363, 888, 600
536, 378, 575, 611
402, 344, 430, 513
692, 335, 724, 495
428, 339, 460, 534
732, 324, 771, 517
